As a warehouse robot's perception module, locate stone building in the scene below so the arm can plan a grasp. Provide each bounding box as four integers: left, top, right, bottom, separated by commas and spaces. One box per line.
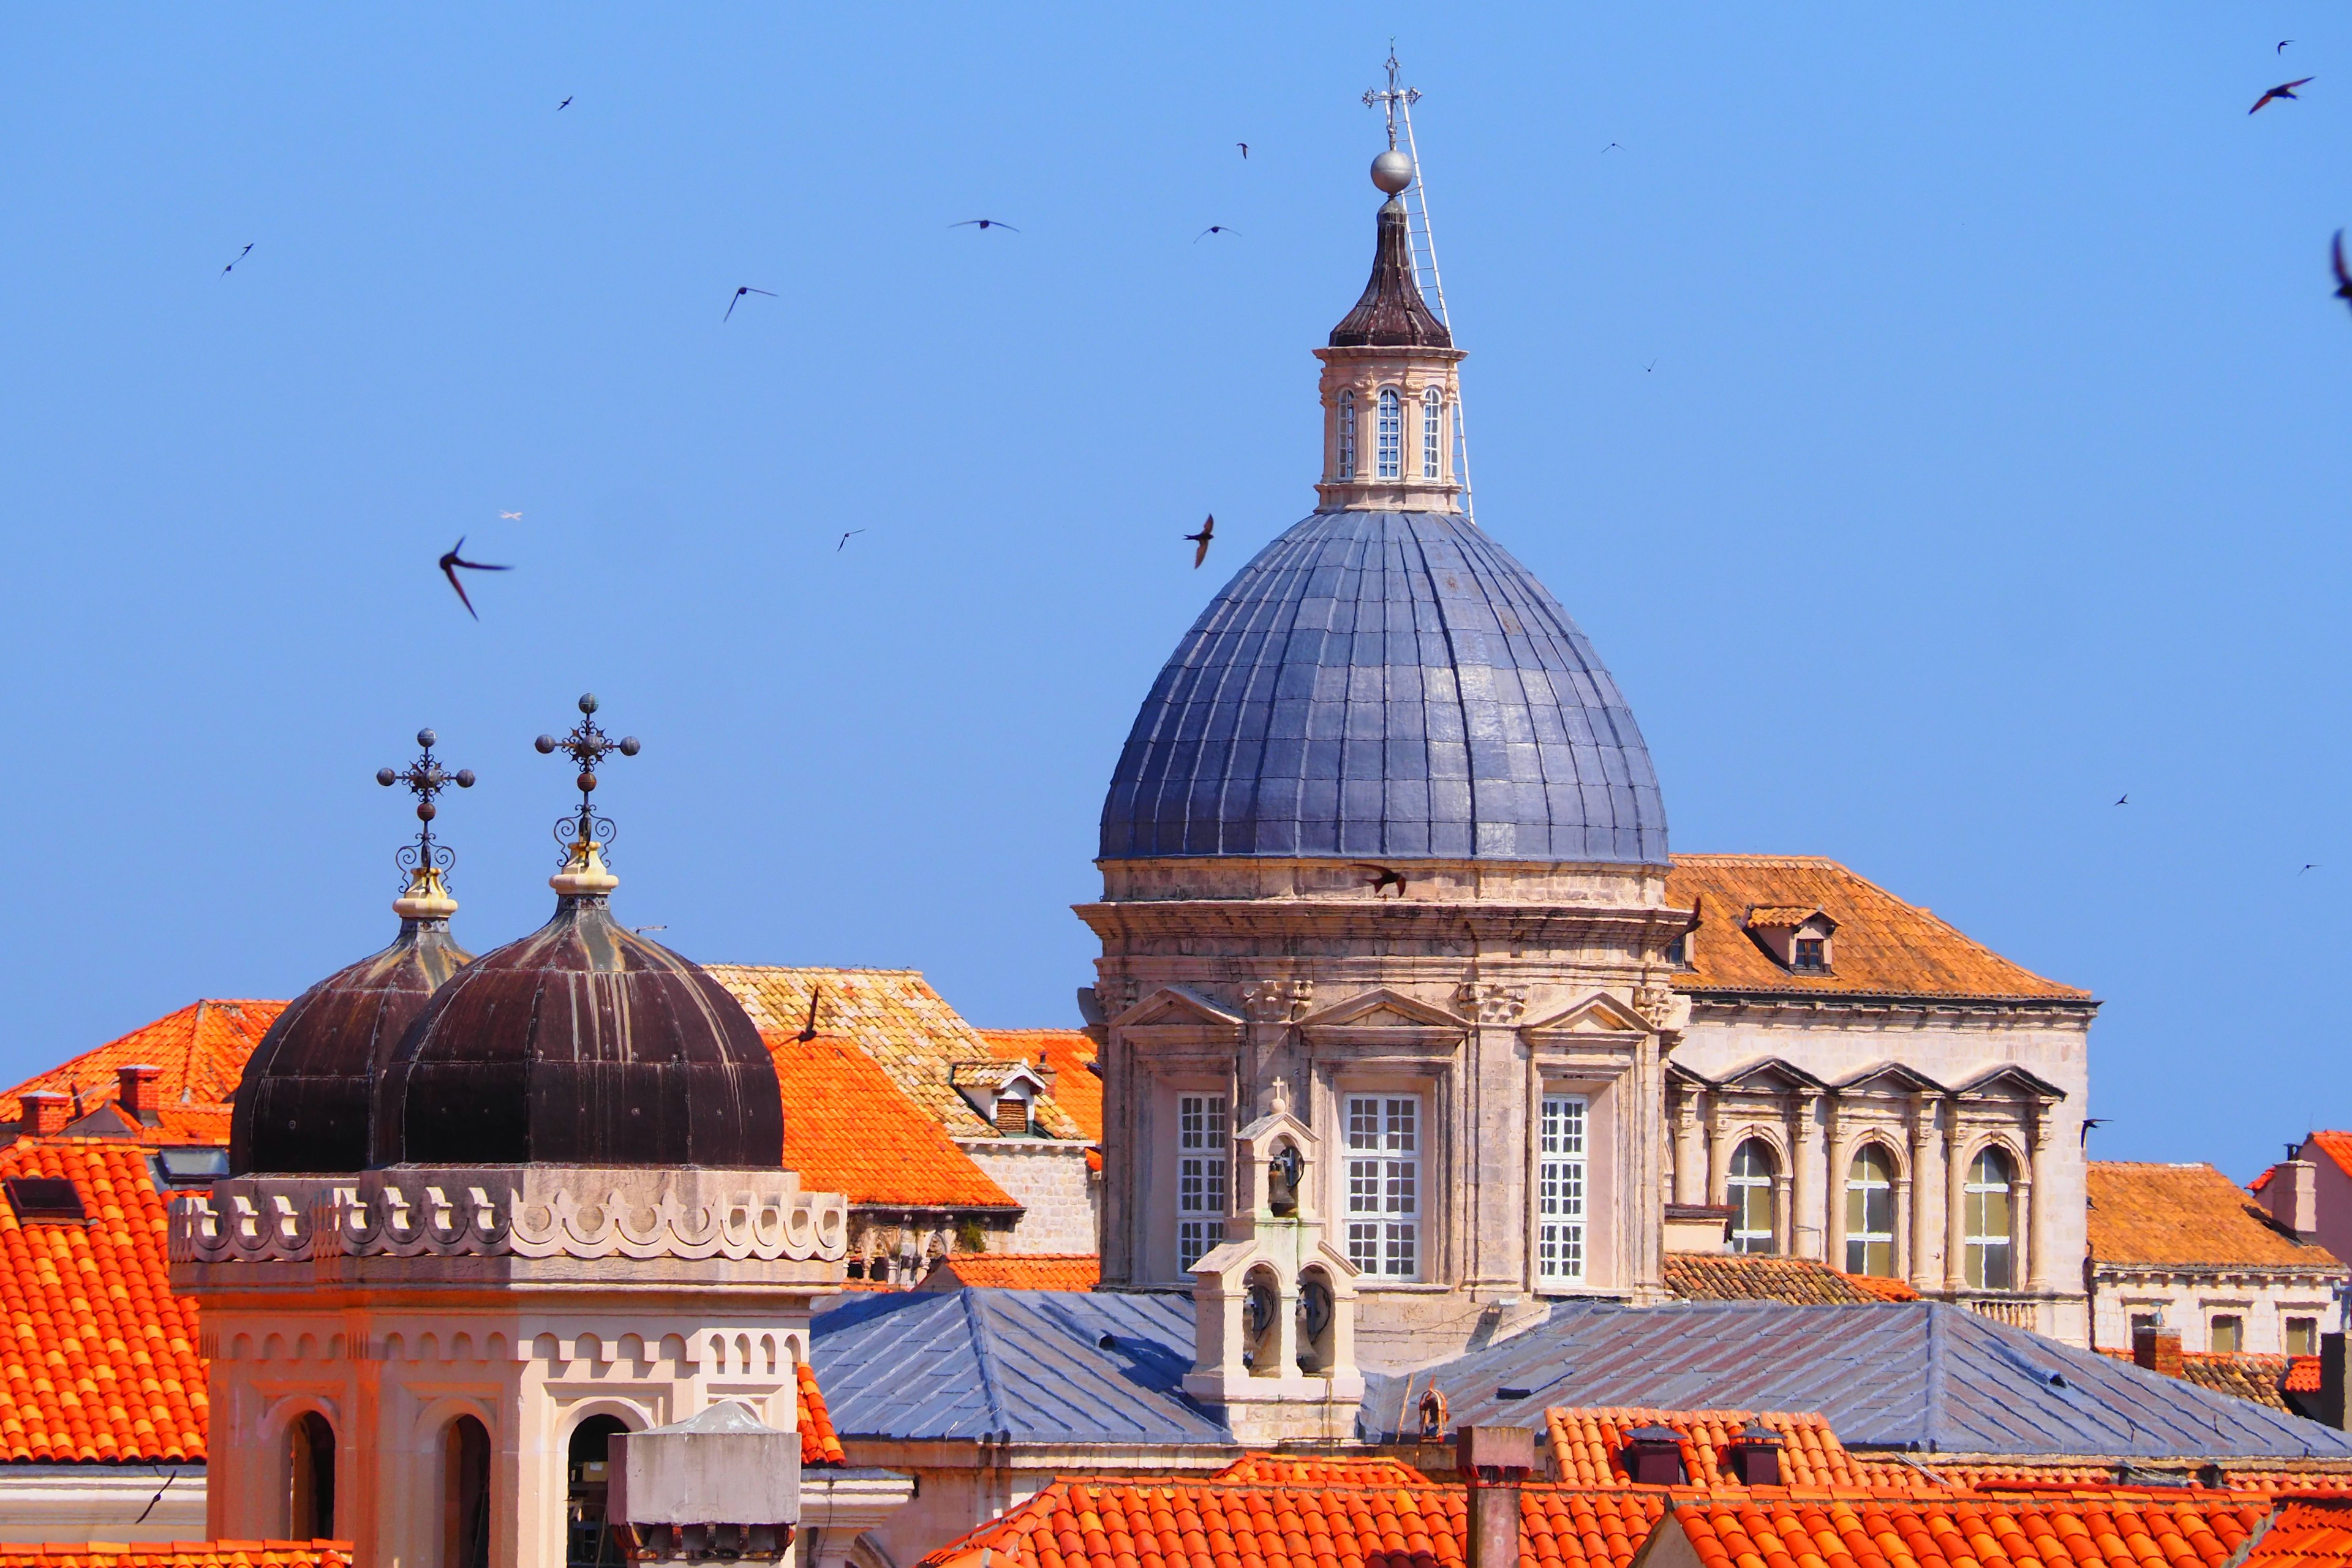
2087, 1160, 2345, 1356
1080, 154, 2096, 1365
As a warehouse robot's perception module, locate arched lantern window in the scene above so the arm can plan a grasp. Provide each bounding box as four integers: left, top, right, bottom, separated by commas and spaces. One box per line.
1376, 388, 1403, 479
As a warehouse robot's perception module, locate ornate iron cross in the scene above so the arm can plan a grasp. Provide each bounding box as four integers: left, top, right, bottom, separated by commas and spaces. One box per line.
377, 728, 475, 889
535, 693, 639, 862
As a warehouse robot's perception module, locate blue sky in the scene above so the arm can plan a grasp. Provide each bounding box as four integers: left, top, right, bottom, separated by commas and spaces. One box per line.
1, 7, 2345, 1180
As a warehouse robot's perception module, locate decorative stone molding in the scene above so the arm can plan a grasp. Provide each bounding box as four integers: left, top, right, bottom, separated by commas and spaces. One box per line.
1634, 980, 1687, 1033
1240, 978, 1315, 1023
1453, 981, 1528, 1026
171, 1167, 848, 1265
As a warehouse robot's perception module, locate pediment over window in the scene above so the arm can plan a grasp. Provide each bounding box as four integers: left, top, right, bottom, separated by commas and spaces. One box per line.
1295, 987, 1471, 1033
1110, 986, 1245, 1039
1714, 1057, 1829, 1095
1954, 1063, 2066, 1102
1521, 990, 1652, 1037
1836, 1062, 1948, 1098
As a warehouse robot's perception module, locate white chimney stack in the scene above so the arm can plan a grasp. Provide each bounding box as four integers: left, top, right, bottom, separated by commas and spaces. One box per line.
2265, 1158, 2320, 1238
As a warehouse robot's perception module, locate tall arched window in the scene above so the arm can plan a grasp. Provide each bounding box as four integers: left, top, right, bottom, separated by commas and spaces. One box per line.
288, 1411, 334, 1540
1964, 1147, 2016, 1289
1422, 387, 1443, 478
1376, 388, 1403, 478
1726, 1139, 1777, 1255
1844, 1145, 1896, 1276
443, 1415, 492, 1568
566, 1414, 631, 1567
1338, 392, 1357, 480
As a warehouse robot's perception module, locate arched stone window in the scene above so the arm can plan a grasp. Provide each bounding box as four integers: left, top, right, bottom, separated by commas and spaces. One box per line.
1844, 1144, 1897, 1277
1422, 386, 1443, 478
1338, 392, 1357, 480
565, 1414, 632, 1566
1376, 388, 1403, 479
1964, 1147, 2016, 1289
287, 1410, 334, 1540
443, 1414, 492, 1568
1727, 1139, 1778, 1255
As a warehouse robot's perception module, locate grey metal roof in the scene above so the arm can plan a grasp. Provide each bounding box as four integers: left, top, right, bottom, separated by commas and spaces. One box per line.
812, 1289, 1231, 1446
1101, 510, 1668, 864
1362, 1301, 2352, 1460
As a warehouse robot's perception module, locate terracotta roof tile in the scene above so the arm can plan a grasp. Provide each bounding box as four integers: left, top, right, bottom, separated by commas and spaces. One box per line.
4, 1002, 282, 1124
2302, 1134, 2352, 1183
708, 968, 1089, 1141
921, 1254, 1101, 1292
1667, 857, 2089, 1002
797, 1360, 845, 1467
1544, 1408, 1928, 1492
2243, 1498, 2352, 1568
2288, 1358, 2324, 1396
0, 1140, 207, 1462
1670, 1494, 2269, 1568
765, 1035, 1017, 1210
978, 1031, 1101, 1144
1207, 1456, 1434, 1487
2087, 1164, 2346, 1272
1662, 1253, 1915, 1306
0, 1550, 350, 1567
2095, 1349, 2300, 1413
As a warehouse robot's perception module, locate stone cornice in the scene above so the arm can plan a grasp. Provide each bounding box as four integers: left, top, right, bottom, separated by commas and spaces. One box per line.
2091, 1261, 2348, 1284
1075, 899, 1686, 945
1684, 988, 2102, 1022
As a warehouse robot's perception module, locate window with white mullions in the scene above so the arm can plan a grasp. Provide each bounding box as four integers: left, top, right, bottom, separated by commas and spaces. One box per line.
1963, 1147, 2015, 1289
1176, 1095, 1227, 1272
1422, 387, 1443, 478
1844, 1144, 1896, 1277
1376, 389, 1403, 479
1727, 1139, 1778, 1256
1537, 1094, 1586, 1284
1338, 392, 1357, 480
1345, 1095, 1419, 1278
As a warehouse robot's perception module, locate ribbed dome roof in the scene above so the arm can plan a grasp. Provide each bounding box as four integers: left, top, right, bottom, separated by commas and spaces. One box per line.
1101, 509, 1667, 864
228, 919, 473, 1175
372, 891, 783, 1168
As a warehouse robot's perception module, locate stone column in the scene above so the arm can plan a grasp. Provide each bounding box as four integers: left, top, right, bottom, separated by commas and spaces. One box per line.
1456, 982, 1528, 1292
1822, 1100, 1846, 1272
1771, 1172, 1793, 1254
1790, 1090, 1822, 1261
1703, 1099, 1727, 1206
2025, 1109, 2052, 1294
1944, 1111, 1968, 1294
1908, 1094, 1939, 1292
1672, 1092, 1705, 1207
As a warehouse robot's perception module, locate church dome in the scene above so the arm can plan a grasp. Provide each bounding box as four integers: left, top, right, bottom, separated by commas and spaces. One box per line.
1099, 169, 1667, 866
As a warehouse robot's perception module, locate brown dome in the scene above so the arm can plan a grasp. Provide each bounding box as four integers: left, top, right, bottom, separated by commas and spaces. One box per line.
229, 915, 473, 1175
372, 884, 782, 1169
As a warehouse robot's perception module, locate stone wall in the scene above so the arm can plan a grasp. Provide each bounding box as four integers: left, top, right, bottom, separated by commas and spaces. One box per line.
2091, 1267, 2345, 1355
962, 1140, 1098, 1253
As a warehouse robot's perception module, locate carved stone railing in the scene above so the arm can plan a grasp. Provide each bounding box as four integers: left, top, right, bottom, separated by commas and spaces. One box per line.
170, 1166, 848, 1265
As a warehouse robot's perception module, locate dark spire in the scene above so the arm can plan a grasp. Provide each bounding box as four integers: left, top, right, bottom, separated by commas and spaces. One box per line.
1328, 198, 1452, 349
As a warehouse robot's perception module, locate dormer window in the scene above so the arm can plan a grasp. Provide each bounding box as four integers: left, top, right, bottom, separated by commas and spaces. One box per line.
1793, 937, 1826, 972
1662, 932, 1692, 969
1376, 388, 1402, 478
1743, 907, 1838, 974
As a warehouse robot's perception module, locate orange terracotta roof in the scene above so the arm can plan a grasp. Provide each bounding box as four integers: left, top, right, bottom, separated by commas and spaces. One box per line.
2097, 1349, 2298, 1413
765, 1035, 1017, 1210
921, 1253, 1101, 1292
2244, 1498, 2352, 1568
919, 1476, 1671, 1568
1546, 1408, 1929, 1492
1207, 1455, 1433, 1487
979, 1030, 1101, 1144
5, 1001, 281, 1123
2087, 1163, 2346, 1272
709, 968, 1090, 1140
1667, 856, 2089, 1002
2289, 1357, 2324, 1395
1667, 1494, 2267, 1568
797, 1360, 845, 1467
0, 1548, 350, 1567
1745, 907, 1828, 929
0, 1139, 206, 1461
2302, 1134, 2352, 1182
1661, 1253, 1913, 1306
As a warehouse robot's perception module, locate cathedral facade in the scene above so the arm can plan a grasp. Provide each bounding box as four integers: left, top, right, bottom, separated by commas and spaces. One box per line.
1080, 159, 2093, 1367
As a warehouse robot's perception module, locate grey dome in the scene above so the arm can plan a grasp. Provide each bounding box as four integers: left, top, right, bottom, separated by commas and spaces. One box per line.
1101, 510, 1667, 864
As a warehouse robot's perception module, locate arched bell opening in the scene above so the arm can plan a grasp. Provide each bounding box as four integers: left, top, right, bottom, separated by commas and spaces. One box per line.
565, 1414, 633, 1567
287, 1409, 336, 1540
1267, 1140, 1305, 1217
442, 1414, 492, 1568
1297, 1265, 1338, 1374
1242, 1264, 1283, 1376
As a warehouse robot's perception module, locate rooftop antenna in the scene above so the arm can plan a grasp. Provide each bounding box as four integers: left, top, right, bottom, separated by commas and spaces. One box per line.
1366, 45, 1474, 522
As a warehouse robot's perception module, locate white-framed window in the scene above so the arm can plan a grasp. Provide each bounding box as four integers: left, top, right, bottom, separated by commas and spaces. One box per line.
1422, 386, 1443, 478
1963, 1147, 2015, 1289
1176, 1094, 1227, 1272
2288, 1316, 2320, 1356
1537, 1093, 1587, 1284
1727, 1138, 1777, 1255
1345, 1094, 1419, 1278
1844, 1144, 1896, 1277
1376, 388, 1402, 479
1337, 392, 1357, 480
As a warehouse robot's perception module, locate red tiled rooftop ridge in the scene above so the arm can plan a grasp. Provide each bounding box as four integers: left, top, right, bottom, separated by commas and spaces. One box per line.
978, 1030, 1101, 1144
797, 1360, 845, 1467
2087, 1163, 2345, 1272
765, 1035, 1017, 1210
923, 1254, 1101, 1292
2242, 1497, 2352, 1568
1662, 1253, 1918, 1306
5, 1001, 282, 1122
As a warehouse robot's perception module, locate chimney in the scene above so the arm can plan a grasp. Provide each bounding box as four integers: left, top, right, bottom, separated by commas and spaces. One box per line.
2133, 1324, 2185, 1380
116, 1065, 162, 1126
1457, 1425, 1532, 1568
1725, 1423, 1785, 1486
2323, 1332, 2349, 1431
1621, 1425, 1688, 1485
19, 1093, 68, 1139
2264, 1159, 2320, 1238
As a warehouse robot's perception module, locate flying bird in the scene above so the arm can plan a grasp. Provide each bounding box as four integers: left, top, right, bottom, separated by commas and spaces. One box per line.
499, 511, 522, 521
2250, 77, 2314, 113
1183, 514, 1214, 567
1196, 226, 1238, 241
557, 95, 573, 110
2278, 40, 2294, 53
2080, 1117, 2107, 1147
797, 986, 824, 1042
2301, 863, 2320, 875
2114, 794, 2128, 805
221, 243, 252, 276
2332, 230, 2352, 315
950, 218, 1019, 232
437, 537, 511, 620
1237, 142, 1249, 159
1645, 360, 1657, 372
1601, 141, 1624, 153
1359, 864, 1408, 897
837, 529, 866, 551
725, 286, 776, 321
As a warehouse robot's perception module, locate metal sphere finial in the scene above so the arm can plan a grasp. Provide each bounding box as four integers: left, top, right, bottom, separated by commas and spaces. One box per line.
415, 728, 437, 748
578, 693, 599, 715
1371, 149, 1413, 195
380, 728, 470, 900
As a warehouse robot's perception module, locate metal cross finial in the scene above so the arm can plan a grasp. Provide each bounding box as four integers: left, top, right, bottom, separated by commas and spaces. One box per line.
1363, 43, 1419, 151
376, 728, 475, 889
533, 693, 639, 862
